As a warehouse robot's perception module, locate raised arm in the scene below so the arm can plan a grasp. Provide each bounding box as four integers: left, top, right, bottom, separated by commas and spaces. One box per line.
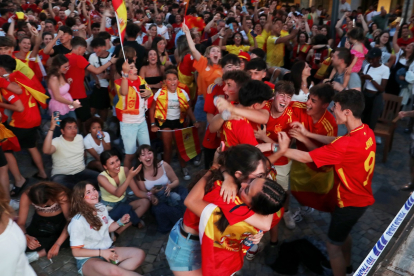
182, 23, 201, 61
264, 11, 272, 33
393, 24, 401, 54
43, 30, 63, 55
42, 116, 58, 155
358, 14, 369, 35
335, 13, 347, 38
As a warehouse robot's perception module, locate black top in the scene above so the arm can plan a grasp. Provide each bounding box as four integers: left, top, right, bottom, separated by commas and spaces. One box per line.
51, 44, 72, 57
114, 41, 146, 70
145, 76, 163, 85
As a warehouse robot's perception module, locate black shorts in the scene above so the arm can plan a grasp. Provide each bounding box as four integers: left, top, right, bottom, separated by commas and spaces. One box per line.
0, 147, 7, 167
328, 206, 368, 245
6, 125, 38, 149
158, 119, 184, 130
90, 86, 111, 109
74, 98, 92, 122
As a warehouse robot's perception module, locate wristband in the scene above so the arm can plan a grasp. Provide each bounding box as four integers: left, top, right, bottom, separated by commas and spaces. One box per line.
272, 143, 279, 153
121, 72, 129, 78
117, 219, 125, 227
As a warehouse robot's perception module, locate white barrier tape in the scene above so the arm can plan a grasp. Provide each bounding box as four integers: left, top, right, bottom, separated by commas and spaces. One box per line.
156, 126, 195, 132
354, 193, 414, 276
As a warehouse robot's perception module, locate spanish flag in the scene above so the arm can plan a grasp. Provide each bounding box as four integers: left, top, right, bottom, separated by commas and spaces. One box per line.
184, 15, 206, 32
10, 71, 48, 109
112, 0, 127, 42
0, 123, 20, 152
174, 126, 201, 162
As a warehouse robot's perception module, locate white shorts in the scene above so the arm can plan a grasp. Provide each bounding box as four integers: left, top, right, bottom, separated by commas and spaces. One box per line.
274, 161, 292, 191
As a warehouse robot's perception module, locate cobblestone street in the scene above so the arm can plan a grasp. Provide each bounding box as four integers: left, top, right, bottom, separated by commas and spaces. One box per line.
15, 122, 413, 276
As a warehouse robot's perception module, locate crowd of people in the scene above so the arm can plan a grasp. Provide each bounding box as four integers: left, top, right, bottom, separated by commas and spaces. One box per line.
0, 0, 413, 275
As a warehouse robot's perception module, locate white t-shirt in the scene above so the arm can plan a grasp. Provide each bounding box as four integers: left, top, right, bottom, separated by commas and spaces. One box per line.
84, 132, 110, 158
51, 135, 85, 176
363, 64, 390, 91
68, 203, 114, 260
291, 84, 313, 103
0, 219, 36, 276
338, 2, 351, 18
157, 25, 169, 40
153, 88, 190, 120
121, 86, 147, 124
136, 32, 146, 45
88, 53, 111, 87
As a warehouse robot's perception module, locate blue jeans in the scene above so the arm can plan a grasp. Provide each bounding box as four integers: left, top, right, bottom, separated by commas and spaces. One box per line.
194, 95, 207, 122
155, 189, 181, 207
165, 218, 201, 271
101, 197, 140, 225
51, 169, 99, 190
120, 121, 150, 154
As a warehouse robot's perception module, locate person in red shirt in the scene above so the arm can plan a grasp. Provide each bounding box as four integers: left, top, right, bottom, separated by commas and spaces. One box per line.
0, 9, 9, 28
64, 37, 116, 127
273, 90, 375, 276
221, 80, 273, 148
397, 24, 414, 49
203, 54, 241, 169
245, 58, 275, 90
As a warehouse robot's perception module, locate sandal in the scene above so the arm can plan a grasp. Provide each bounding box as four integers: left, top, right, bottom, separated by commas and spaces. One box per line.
10, 178, 29, 197
32, 173, 49, 181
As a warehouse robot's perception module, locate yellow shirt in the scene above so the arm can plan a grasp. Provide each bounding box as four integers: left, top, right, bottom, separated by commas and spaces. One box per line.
225, 45, 251, 55
15, 59, 35, 79
99, 167, 127, 202
247, 30, 269, 50
266, 31, 289, 67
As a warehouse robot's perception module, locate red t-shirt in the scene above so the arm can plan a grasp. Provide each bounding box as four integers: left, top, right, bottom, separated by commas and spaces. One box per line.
221, 118, 258, 149
178, 54, 195, 76
309, 124, 376, 208
54, 16, 66, 25
4, 88, 41, 129
397, 37, 414, 48
22, 3, 41, 13
0, 78, 16, 123
0, 17, 8, 28
261, 101, 298, 165
105, 27, 118, 36
172, 22, 182, 34
65, 53, 90, 99
203, 83, 224, 149
38, 49, 50, 67
264, 81, 275, 90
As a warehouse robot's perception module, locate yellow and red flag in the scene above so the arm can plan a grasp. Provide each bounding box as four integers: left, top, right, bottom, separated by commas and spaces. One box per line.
174, 126, 201, 161
184, 15, 206, 32
10, 71, 48, 109
112, 0, 127, 42
0, 124, 20, 152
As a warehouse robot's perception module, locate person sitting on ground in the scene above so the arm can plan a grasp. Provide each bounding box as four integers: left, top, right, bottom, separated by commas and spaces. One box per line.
136, 144, 188, 234
17, 182, 71, 263
43, 116, 100, 189
98, 150, 150, 235
68, 181, 146, 276
84, 117, 111, 172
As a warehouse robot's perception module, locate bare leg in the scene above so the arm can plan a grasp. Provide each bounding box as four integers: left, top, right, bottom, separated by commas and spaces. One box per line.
4, 153, 25, 187
161, 130, 173, 164
197, 122, 206, 146
37, 248, 46, 258
0, 164, 10, 200
269, 224, 279, 243
342, 235, 352, 268
115, 247, 145, 271
124, 154, 135, 170
81, 257, 142, 276
283, 192, 290, 211
327, 241, 347, 276
129, 199, 150, 218
115, 222, 132, 235
27, 147, 47, 179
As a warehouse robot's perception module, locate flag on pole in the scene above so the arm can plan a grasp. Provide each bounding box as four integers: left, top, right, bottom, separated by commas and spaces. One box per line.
112, 0, 127, 59
174, 127, 201, 161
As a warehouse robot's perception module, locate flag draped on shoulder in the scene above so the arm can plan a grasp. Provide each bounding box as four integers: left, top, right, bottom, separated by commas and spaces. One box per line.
112, 0, 127, 42
11, 71, 48, 109
174, 127, 201, 161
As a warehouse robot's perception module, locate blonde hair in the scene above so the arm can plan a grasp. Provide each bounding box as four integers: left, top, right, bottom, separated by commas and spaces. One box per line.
0, 185, 13, 219
204, 45, 221, 66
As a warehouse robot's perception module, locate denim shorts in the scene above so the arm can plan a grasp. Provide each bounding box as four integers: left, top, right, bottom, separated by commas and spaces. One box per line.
76, 256, 106, 275
165, 218, 201, 271
120, 121, 150, 154
194, 95, 207, 122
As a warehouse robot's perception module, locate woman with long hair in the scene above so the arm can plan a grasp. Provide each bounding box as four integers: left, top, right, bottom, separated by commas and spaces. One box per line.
292, 32, 310, 63
139, 49, 164, 93
0, 185, 36, 276
371, 31, 392, 53
98, 150, 149, 235
47, 54, 81, 137
175, 35, 196, 101
290, 61, 313, 102
68, 181, 145, 276
143, 24, 158, 50
318, 25, 333, 48
151, 36, 172, 67
165, 144, 286, 276
136, 144, 188, 233
17, 182, 71, 263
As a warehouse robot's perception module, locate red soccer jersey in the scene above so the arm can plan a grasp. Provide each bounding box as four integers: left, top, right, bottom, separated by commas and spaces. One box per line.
178, 54, 195, 76
54, 16, 66, 25
0, 78, 17, 123
261, 100, 298, 165
3, 88, 41, 129
38, 49, 50, 67
65, 53, 90, 99
221, 118, 258, 149
309, 124, 376, 208
203, 83, 224, 149
264, 81, 275, 90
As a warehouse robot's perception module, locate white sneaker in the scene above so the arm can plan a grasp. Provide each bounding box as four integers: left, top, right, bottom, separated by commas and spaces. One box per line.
182, 168, 191, 181
26, 251, 39, 263
193, 155, 201, 167
283, 211, 296, 230
9, 199, 20, 211
300, 206, 314, 215
292, 210, 303, 223
245, 243, 264, 261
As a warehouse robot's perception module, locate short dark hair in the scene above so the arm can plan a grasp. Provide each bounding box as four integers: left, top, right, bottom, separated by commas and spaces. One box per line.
85, 117, 104, 133
0, 55, 16, 73
97, 31, 111, 40
91, 22, 100, 29
163, 69, 178, 79
335, 47, 352, 66
61, 117, 78, 130
44, 19, 56, 26
222, 70, 250, 88
65, 17, 76, 28
333, 89, 364, 119
125, 23, 140, 39
0, 36, 15, 48
309, 83, 335, 104
115, 57, 134, 75
245, 58, 267, 71
90, 38, 106, 48
71, 36, 87, 48
347, 27, 364, 42
250, 48, 266, 60
239, 80, 273, 107
274, 80, 295, 96
58, 25, 73, 36
220, 53, 240, 68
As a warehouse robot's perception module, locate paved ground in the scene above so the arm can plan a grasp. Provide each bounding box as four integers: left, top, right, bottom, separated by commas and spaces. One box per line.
11, 121, 413, 276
